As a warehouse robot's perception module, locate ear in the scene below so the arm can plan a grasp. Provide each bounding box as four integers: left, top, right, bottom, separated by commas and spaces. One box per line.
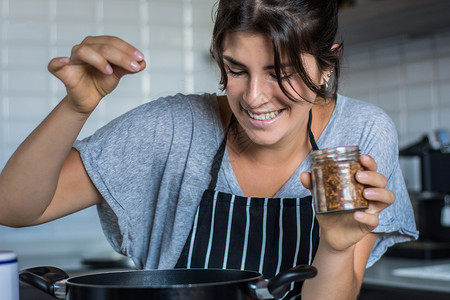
319, 43, 341, 85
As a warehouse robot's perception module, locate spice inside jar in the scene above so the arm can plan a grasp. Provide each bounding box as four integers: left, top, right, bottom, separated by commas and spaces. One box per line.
311, 146, 368, 214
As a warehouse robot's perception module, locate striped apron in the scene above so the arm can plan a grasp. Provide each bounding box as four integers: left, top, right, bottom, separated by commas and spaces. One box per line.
176, 111, 320, 299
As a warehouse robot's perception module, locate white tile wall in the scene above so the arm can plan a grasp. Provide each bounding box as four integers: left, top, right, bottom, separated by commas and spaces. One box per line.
340, 29, 450, 191
1, 0, 449, 264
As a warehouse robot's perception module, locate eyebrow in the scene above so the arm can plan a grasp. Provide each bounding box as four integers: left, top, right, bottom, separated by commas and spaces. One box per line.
223, 55, 292, 70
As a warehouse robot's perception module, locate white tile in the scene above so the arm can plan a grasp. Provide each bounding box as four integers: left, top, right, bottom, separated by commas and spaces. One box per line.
438, 82, 450, 107
55, 22, 97, 45
7, 20, 49, 43
192, 53, 220, 93
147, 48, 185, 71
404, 37, 432, 60
436, 55, 450, 81
405, 60, 433, 85
103, 0, 141, 23
102, 23, 141, 46
341, 69, 374, 94
388, 113, 402, 136
405, 83, 433, 112
342, 50, 372, 70
5, 119, 42, 145
7, 95, 50, 120
7, 68, 49, 94
148, 26, 184, 50
0, 130, 5, 170
51, 208, 103, 239
192, 1, 215, 26
374, 43, 401, 64
148, 1, 183, 26
112, 74, 143, 95
435, 29, 450, 54
9, 0, 49, 19
55, 0, 96, 20
149, 72, 187, 98
1, 147, 15, 170
375, 65, 401, 89
3, 222, 55, 242
192, 25, 213, 51
376, 88, 401, 114
405, 110, 433, 138
437, 106, 450, 129
7, 45, 49, 68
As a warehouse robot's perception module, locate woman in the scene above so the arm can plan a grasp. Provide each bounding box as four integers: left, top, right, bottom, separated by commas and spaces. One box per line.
0, 0, 417, 299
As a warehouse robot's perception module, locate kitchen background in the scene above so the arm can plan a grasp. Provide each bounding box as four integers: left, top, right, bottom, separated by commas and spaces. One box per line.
0, 0, 449, 269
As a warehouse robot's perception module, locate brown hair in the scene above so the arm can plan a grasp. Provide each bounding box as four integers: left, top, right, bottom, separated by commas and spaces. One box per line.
211, 0, 342, 102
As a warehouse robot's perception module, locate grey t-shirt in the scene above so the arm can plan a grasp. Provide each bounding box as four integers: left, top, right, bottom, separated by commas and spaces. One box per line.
74, 93, 418, 270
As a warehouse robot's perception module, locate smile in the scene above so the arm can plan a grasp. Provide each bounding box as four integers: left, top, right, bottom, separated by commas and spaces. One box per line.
247, 110, 281, 121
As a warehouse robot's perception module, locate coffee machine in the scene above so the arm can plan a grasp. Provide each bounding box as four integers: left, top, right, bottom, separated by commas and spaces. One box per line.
387, 129, 450, 259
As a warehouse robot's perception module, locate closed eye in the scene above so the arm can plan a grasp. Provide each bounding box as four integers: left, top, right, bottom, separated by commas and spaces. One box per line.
270, 73, 294, 81
226, 66, 246, 77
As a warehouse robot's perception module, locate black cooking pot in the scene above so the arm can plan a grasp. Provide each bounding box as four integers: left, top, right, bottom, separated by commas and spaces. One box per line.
19, 264, 317, 299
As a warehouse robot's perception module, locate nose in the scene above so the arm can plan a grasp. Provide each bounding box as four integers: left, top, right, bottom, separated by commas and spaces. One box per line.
243, 75, 270, 109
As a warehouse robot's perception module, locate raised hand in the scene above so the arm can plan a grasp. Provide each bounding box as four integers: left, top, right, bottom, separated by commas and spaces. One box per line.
48, 36, 146, 115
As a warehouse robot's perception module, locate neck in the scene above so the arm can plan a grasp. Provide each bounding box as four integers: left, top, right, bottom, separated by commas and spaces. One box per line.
228, 121, 311, 168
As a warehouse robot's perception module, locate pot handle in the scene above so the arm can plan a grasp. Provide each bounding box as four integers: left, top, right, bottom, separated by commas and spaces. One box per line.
268, 264, 317, 297
250, 264, 317, 299
19, 266, 69, 299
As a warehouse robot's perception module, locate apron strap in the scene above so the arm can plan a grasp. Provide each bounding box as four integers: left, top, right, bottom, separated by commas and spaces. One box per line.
308, 109, 319, 151
208, 114, 236, 190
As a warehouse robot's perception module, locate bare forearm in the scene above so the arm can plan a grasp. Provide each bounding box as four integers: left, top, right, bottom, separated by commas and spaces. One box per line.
0, 97, 89, 226
302, 241, 361, 300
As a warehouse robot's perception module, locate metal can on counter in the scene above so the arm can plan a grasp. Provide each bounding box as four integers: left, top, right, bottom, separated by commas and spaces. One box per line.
311, 146, 368, 214
0, 251, 19, 300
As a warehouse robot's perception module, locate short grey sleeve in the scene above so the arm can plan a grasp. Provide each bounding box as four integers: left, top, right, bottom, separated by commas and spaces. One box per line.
74, 97, 178, 267
359, 112, 418, 267
331, 96, 419, 267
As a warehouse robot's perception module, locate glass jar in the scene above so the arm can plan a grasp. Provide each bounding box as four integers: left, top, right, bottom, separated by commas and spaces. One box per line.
311, 146, 368, 214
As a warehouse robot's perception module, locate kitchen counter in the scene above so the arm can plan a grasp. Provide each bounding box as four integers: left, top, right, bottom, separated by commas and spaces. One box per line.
359, 256, 450, 300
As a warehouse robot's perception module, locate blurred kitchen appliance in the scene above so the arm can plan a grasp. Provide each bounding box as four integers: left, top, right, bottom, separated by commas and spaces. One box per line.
400, 129, 450, 194
387, 129, 450, 259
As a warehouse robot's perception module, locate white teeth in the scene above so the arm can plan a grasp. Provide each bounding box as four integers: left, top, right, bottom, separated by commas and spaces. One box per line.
247, 110, 280, 121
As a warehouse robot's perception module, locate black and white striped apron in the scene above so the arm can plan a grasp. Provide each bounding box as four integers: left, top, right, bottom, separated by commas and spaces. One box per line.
176, 111, 320, 299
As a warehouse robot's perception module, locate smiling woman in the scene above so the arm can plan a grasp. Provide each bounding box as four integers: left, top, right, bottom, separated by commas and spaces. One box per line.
0, 0, 418, 300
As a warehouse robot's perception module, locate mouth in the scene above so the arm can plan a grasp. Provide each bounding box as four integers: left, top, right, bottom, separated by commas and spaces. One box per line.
246, 109, 282, 121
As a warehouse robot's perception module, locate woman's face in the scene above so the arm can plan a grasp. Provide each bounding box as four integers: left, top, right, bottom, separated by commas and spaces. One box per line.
222, 32, 326, 148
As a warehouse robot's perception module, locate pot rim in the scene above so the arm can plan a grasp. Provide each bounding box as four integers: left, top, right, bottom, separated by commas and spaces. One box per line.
66, 268, 264, 289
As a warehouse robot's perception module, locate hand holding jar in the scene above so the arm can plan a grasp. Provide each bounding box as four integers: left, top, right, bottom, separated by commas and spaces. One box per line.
301, 151, 395, 252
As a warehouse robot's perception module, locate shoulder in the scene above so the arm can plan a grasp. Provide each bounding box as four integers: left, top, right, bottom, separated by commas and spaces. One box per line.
336, 95, 394, 126
330, 94, 398, 144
